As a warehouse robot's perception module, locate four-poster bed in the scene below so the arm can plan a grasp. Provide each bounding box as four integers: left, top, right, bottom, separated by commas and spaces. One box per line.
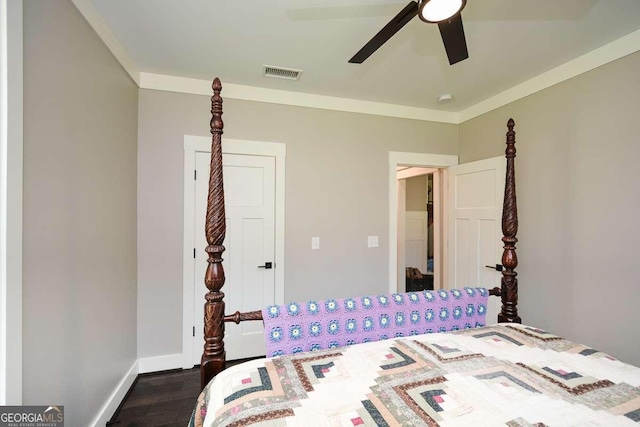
199, 77, 522, 389
190, 78, 640, 427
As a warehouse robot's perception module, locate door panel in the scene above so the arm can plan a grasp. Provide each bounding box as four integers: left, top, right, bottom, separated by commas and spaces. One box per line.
447, 157, 505, 324
405, 211, 428, 273
453, 218, 471, 288
193, 152, 275, 362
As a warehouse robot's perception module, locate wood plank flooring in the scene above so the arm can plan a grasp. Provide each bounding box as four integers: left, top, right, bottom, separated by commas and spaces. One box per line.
107, 359, 258, 427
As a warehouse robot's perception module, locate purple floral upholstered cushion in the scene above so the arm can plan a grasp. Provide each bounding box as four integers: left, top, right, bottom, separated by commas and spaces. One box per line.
261, 288, 489, 357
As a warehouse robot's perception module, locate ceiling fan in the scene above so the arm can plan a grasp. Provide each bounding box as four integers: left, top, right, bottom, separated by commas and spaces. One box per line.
349, 0, 469, 65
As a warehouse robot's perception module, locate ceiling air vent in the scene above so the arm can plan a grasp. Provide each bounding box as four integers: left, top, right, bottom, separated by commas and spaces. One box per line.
263, 65, 302, 81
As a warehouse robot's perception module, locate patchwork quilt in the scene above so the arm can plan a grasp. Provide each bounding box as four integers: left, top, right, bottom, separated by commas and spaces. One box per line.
190, 324, 640, 426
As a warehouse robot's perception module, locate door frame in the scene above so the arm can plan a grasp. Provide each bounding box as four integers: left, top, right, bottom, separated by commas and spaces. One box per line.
182, 135, 286, 368
1, 0, 23, 404
388, 152, 457, 294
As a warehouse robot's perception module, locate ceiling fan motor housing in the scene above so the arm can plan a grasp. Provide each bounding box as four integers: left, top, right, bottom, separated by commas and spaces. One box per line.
418, 0, 467, 24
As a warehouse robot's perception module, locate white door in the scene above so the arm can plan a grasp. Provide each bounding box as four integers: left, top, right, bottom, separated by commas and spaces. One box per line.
193, 152, 276, 362
447, 156, 505, 324
405, 211, 428, 273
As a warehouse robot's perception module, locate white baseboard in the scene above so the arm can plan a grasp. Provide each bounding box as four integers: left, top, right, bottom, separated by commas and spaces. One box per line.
138, 353, 184, 374
89, 359, 138, 427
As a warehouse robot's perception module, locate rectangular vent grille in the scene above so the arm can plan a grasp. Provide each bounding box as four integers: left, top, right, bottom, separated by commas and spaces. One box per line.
263, 65, 302, 80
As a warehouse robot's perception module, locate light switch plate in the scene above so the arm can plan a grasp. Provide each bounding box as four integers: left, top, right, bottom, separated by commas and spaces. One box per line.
367, 235, 379, 248
312, 237, 320, 250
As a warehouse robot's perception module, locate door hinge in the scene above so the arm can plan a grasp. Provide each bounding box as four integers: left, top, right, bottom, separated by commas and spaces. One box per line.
194, 248, 196, 258
194, 169, 197, 180
193, 326, 195, 337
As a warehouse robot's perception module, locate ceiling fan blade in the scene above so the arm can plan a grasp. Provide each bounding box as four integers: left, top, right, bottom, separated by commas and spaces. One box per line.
438, 14, 469, 65
349, 1, 418, 64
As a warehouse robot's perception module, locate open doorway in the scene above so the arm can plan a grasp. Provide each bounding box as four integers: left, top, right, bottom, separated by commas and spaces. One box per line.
387, 152, 458, 294
397, 167, 443, 293
389, 152, 508, 325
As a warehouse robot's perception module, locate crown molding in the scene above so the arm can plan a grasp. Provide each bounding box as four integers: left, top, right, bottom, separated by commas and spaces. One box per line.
70, 0, 140, 86
74, 2, 640, 125
458, 28, 640, 123
138, 72, 459, 123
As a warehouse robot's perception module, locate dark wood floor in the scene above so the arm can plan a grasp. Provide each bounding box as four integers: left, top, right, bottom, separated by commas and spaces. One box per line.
108, 360, 257, 427
107, 368, 200, 427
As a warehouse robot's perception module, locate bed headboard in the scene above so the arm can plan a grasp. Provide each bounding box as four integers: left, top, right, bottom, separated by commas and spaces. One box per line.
199, 78, 521, 389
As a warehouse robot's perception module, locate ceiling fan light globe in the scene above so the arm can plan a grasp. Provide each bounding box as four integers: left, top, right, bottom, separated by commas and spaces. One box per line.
419, 0, 466, 23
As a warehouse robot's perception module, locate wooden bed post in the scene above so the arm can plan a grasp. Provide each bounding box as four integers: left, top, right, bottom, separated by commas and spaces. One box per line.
201, 77, 227, 389
498, 118, 522, 323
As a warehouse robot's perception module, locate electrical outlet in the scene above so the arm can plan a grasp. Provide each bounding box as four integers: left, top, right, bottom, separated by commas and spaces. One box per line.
367, 235, 379, 248
312, 237, 320, 250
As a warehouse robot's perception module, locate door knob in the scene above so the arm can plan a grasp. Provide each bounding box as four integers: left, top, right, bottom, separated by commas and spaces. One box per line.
258, 262, 273, 269
485, 264, 503, 271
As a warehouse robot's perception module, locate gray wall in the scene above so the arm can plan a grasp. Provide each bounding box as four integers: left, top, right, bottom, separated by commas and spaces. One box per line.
459, 51, 640, 366
23, 1, 138, 425
405, 175, 428, 211
137, 89, 458, 357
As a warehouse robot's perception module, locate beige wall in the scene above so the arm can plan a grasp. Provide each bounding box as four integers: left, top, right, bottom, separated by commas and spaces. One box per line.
137, 89, 458, 357
22, 1, 138, 425
405, 175, 428, 211
459, 51, 640, 366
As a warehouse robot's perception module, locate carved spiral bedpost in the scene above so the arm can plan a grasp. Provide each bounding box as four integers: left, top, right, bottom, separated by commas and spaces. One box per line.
498, 119, 522, 323
201, 78, 227, 389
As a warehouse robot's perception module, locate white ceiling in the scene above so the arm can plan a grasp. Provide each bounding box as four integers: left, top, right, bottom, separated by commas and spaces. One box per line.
89, 0, 640, 112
